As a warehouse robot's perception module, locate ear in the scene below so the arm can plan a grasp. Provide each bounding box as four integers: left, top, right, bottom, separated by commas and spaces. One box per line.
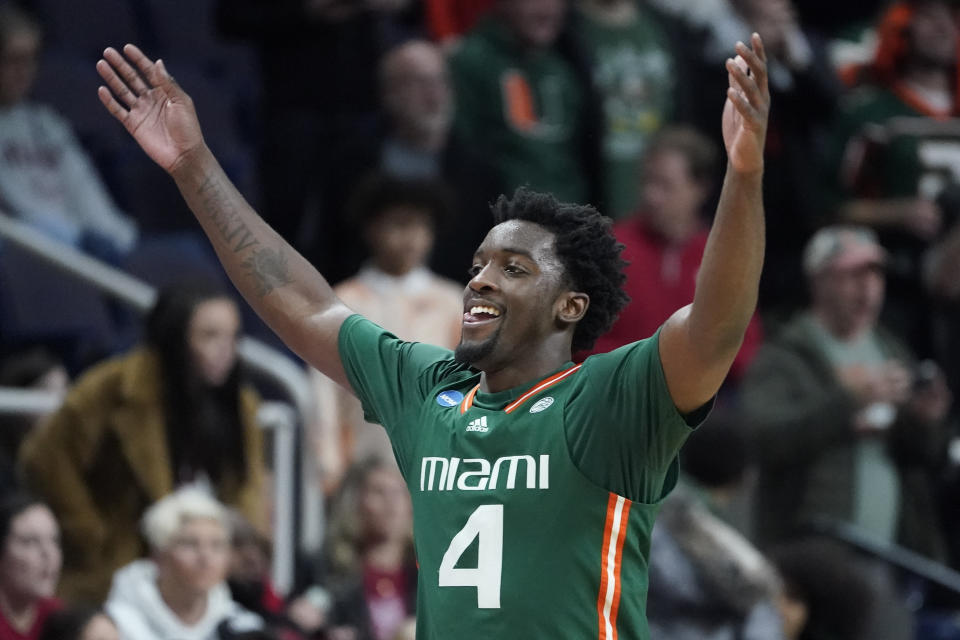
555, 291, 589, 326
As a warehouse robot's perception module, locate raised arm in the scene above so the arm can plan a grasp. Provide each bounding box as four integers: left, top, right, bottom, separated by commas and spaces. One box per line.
96, 45, 353, 385
659, 34, 770, 413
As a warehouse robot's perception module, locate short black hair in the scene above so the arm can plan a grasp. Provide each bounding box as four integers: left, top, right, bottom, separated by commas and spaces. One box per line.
491, 188, 628, 352
346, 172, 453, 232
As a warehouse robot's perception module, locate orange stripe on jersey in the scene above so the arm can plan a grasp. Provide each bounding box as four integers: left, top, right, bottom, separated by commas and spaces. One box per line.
597, 493, 631, 640
459, 364, 581, 414
609, 498, 632, 634
596, 494, 617, 640
460, 385, 480, 414
504, 364, 581, 413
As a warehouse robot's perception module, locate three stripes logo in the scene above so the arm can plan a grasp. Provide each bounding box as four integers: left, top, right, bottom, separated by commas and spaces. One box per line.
465, 416, 490, 433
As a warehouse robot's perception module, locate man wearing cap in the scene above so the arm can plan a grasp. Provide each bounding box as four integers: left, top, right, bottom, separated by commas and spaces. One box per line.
741, 225, 952, 561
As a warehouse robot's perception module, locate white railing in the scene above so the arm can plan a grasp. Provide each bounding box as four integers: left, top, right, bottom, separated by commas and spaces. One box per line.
0, 214, 319, 594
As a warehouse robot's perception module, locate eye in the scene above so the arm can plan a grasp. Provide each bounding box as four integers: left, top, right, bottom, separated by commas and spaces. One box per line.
467, 264, 482, 277
504, 264, 526, 275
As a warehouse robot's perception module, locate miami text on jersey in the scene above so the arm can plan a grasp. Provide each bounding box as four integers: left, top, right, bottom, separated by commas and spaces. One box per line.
419, 455, 550, 492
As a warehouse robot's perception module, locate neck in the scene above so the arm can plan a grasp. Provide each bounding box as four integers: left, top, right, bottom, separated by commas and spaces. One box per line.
813, 308, 869, 342
479, 340, 572, 393
0, 589, 38, 633
392, 126, 446, 154
364, 538, 408, 572
157, 576, 208, 626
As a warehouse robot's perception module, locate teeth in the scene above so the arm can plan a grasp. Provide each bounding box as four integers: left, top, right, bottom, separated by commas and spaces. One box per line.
470, 305, 501, 317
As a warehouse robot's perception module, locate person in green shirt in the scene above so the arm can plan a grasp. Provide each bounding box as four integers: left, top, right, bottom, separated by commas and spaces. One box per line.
94, 31, 769, 639
575, 0, 677, 219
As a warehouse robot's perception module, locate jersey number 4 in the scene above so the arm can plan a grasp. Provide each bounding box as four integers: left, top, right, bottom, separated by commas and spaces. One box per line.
438, 504, 503, 608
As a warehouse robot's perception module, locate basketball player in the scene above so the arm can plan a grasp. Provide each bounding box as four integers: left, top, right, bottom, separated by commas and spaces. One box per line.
95, 33, 769, 639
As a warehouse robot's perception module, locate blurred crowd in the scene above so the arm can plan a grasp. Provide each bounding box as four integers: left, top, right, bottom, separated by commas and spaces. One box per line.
2, 0, 960, 638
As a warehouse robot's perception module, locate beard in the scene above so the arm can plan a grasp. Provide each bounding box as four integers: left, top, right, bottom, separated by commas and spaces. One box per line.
454, 324, 502, 366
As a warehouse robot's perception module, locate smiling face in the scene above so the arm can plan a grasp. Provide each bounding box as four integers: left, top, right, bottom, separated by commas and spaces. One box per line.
0, 504, 61, 602
456, 220, 582, 370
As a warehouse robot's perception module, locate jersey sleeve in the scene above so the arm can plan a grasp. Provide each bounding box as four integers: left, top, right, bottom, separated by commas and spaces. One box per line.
565, 329, 710, 503
338, 315, 462, 464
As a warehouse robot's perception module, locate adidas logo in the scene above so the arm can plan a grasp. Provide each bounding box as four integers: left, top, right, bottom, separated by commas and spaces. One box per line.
466, 416, 490, 433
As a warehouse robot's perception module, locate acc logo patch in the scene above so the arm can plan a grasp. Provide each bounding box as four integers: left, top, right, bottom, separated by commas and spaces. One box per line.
529, 397, 555, 413
436, 390, 464, 407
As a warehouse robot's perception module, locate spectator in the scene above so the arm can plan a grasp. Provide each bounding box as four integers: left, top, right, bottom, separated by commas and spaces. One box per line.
824, 0, 960, 355
330, 39, 500, 283
0, 4, 136, 258
38, 607, 119, 640
424, 0, 494, 46
105, 488, 265, 640
0, 347, 68, 467
0, 494, 61, 640
647, 412, 785, 640
742, 226, 952, 562
215, 0, 418, 281
770, 538, 909, 640
323, 458, 416, 640
651, 0, 840, 318
310, 175, 462, 494
449, 0, 602, 207
227, 512, 323, 639
587, 127, 762, 383
19, 284, 266, 604
574, 0, 679, 219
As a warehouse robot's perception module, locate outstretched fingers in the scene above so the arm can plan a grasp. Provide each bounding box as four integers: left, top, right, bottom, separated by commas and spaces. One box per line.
95, 58, 137, 110
735, 35, 769, 96
124, 44, 176, 95
725, 56, 764, 109
96, 84, 129, 123
102, 47, 150, 97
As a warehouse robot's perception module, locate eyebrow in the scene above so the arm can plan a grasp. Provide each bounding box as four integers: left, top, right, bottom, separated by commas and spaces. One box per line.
473, 246, 536, 261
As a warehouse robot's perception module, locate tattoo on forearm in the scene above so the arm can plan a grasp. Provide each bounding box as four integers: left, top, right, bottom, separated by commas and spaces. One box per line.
198, 176, 259, 253
243, 246, 293, 297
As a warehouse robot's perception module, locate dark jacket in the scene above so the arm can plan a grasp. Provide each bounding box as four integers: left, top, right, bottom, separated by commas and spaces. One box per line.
741, 316, 948, 560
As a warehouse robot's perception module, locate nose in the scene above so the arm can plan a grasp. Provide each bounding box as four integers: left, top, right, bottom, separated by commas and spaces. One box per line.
468, 262, 499, 293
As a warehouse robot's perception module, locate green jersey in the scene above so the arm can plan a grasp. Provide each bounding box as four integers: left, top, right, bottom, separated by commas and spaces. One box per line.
577, 6, 675, 219
339, 315, 697, 639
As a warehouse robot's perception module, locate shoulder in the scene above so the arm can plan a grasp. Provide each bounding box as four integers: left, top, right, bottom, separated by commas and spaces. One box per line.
751, 317, 825, 370
333, 276, 373, 306
65, 348, 161, 408
450, 21, 503, 70
19, 103, 74, 136
427, 273, 466, 301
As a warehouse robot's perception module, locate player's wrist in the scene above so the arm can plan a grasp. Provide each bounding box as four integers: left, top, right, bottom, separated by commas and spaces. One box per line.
169, 142, 214, 180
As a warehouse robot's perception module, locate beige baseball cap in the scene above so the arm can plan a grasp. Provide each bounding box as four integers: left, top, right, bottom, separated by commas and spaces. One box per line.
802, 225, 888, 277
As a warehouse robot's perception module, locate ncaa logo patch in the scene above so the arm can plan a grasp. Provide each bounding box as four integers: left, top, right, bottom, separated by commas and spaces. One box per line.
530, 397, 555, 413
436, 390, 464, 407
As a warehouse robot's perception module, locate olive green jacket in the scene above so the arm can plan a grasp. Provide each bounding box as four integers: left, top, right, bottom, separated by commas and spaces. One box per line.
741, 317, 947, 561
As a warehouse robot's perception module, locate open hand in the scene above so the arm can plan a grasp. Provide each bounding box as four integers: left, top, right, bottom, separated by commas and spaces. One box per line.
96, 45, 205, 175
722, 34, 770, 174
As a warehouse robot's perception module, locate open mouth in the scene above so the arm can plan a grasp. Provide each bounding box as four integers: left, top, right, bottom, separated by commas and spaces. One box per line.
463, 304, 502, 325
